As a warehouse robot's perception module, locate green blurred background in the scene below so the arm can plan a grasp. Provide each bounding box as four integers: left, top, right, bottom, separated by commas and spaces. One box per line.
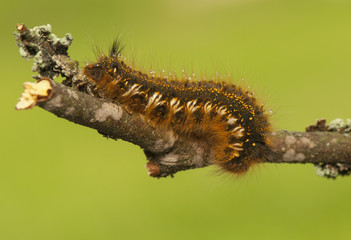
1, 0, 351, 239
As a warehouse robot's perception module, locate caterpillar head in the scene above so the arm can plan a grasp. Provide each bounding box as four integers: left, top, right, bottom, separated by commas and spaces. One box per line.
83, 40, 125, 84
83, 57, 121, 84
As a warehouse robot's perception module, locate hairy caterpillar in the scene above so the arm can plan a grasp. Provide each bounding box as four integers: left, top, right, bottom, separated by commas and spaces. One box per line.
83, 41, 273, 174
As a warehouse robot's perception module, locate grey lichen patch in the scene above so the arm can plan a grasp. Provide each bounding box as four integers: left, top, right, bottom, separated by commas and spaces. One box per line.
47, 95, 63, 110
154, 131, 177, 152
51, 33, 73, 48
193, 145, 206, 167
300, 137, 317, 149
294, 153, 306, 161
315, 163, 351, 179
154, 139, 166, 150
32, 51, 47, 71
52, 55, 79, 78
329, 118, 346, 130
346, 119, 351, 132
67, 89, 79, 100
32, 24, 52, 36
65, 107, 75, 115
328, 118, 351, 132
19, 46, 31, 59
315, 164, 339, 178
283, 149, 295, 161
15, 24, 74, 80
95, 102, 122, 122
285, 135, 297, 146
283, 149, 305, 162
15, 24, 52, 60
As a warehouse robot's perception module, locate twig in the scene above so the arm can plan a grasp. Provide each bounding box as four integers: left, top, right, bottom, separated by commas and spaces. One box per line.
14, 24, 351, 178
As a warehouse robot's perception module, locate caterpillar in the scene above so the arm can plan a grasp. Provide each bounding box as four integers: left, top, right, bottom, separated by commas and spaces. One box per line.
83, 41, 273, 174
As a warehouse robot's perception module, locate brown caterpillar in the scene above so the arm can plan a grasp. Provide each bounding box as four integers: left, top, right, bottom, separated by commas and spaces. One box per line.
83, 41, 273, 174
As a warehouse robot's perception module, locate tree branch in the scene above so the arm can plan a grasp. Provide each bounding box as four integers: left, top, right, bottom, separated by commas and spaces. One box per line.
14, 24, 351, 178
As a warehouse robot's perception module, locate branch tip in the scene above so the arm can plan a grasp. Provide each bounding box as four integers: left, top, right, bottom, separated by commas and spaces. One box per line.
16, 23, 27, 33
16, 78, 53, 110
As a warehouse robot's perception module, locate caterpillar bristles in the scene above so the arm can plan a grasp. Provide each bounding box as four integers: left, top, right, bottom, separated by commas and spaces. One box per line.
83, 40, 273, 174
